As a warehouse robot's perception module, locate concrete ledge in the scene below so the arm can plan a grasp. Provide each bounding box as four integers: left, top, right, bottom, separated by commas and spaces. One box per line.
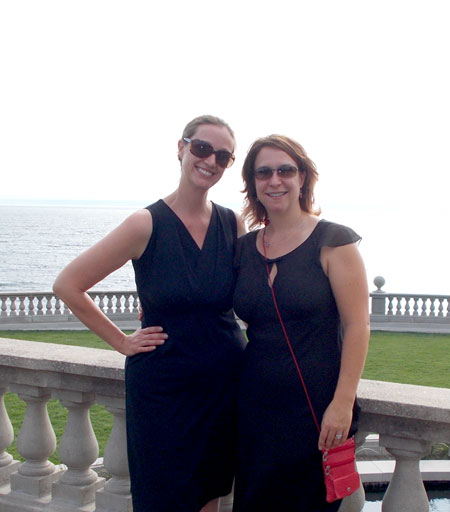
0, 320, 139, 331
357, 380, 450, 428
0, 338, 125, 381
358, 460, 450, 484
370, 323, 450, 334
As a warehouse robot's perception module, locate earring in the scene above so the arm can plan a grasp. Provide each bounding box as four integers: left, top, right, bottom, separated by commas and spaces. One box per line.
299, 188, 303, 199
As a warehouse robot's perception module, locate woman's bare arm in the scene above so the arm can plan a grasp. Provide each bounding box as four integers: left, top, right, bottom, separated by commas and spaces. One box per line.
53, 209, 167, 355
318, 243, 370, 449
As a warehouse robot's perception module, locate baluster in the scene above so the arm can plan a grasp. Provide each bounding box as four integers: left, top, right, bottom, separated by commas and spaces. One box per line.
132, 294, 139, 314
437, 298, 444, 318
93, 294, 102, 314
429, 298, 436, 317
7, 384, 61, 504
398, 296, 405, 315
18, 296, 27, 316
54, 296, 63, 315
117, 294, 125, 314
104, 293, 117, 314
404, 297, 411, 316
49, 391, 105, 510
95, 397, 132, 511
412, 297, 419, 317
0, 385, 20, 489
10, 296, 18, 316
45, 295, 54, 316
420, 298, 428, 316
0, 296, 7, 317
37, 295, 45, 316
387, 297, 394, 316
380, 435, 431, 512
28, 295, 36, 316
101, 294, 108, 314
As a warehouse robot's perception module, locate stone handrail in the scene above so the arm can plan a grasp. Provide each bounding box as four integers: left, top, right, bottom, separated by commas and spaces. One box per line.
1, 338, 449, 512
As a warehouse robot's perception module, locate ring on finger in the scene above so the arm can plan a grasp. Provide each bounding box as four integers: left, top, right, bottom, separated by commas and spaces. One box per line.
335, 433, 343, 439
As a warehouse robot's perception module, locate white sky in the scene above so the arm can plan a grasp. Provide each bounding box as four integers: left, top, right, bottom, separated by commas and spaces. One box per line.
1, 0, 449, 294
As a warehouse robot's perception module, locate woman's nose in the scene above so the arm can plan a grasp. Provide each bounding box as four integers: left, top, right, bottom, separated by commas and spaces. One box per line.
267, 170, 282, 185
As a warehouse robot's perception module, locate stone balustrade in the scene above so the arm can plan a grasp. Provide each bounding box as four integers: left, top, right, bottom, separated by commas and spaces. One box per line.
1, 338, 449, 512
370, 276, 450, 331
0, 278, 449, 332
0, 291, 140, 327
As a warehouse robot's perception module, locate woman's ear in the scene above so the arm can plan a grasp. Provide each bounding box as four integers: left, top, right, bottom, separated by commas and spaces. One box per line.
177, 139, 185, 163
299, 170, 306, 188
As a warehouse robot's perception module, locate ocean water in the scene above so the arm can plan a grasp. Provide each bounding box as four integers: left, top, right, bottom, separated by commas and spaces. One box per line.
0, 200, 449, 295
0, 202, 140, 292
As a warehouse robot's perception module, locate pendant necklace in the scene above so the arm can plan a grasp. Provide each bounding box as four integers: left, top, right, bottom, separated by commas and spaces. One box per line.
262, 219, 306, 248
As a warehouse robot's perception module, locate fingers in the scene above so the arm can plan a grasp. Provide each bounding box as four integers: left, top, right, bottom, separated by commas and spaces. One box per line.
140, 326, 166, 335
319, 429, 349, 451
318, 401, 352, 450
123, 327, 168, 356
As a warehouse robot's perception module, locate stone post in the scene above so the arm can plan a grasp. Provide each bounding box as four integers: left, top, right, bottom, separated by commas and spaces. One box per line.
0, 385, 20, 489
48, 390, 105, 511
371, 276, 387, 315
337, 431, 366, 512
380, 435, 432, 512
6, 384, 62, 508
95, 396, 132, 512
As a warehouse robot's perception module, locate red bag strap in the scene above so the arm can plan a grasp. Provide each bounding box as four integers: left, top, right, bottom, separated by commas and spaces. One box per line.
262, 226, 321, 435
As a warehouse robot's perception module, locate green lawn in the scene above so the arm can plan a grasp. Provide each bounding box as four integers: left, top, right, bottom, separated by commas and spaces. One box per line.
1, 329, 449, 463
363, 331, 450, 388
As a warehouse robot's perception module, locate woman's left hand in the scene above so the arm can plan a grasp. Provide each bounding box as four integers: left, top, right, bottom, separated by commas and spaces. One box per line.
318, 398, 353, 451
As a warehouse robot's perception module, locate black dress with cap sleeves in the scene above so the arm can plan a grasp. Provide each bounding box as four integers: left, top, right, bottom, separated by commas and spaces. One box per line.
232, 219, 361, 512
126, 199, 246, 512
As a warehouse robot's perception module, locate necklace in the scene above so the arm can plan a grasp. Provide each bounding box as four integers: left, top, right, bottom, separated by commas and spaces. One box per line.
262, 220, 306, 248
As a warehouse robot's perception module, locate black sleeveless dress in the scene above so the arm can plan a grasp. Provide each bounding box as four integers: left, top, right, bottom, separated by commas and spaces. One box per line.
126, 200, 246, 512
232, 220, 361, 512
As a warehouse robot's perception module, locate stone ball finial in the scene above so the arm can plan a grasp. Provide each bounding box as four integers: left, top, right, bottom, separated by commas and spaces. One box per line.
373, 276, 385, 291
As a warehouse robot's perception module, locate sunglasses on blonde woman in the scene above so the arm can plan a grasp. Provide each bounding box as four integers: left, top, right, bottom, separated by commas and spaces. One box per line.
183, 138, 235, 168
254, 165, 299, 181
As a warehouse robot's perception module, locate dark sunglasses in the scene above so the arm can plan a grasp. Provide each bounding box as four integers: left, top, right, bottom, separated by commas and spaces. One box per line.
183, 138, 235, 168
254, 164, 299, 181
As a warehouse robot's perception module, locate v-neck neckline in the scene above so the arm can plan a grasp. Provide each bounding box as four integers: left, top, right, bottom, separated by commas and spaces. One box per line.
160, 199, 215, 251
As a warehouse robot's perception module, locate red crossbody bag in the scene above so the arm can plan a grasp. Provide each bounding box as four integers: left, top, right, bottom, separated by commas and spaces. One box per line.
262, 228, 360, 503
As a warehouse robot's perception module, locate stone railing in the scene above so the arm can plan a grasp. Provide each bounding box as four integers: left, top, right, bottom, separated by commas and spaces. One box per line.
0, 278, 449, 332
0, 291, 140, 327
370, 276, 449, 332
1, 338, 449, 512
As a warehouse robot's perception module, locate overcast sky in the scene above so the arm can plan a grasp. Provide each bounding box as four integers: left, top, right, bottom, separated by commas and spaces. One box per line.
1, 0, 449, 294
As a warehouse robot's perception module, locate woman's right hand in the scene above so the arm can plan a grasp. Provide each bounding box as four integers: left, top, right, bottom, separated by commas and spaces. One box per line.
119, 326, 168, 356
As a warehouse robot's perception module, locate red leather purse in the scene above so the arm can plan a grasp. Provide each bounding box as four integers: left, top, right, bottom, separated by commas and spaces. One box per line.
262, 229, 360, 503
322, 437, 359, 502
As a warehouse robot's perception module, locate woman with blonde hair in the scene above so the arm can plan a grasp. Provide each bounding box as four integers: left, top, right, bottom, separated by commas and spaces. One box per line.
54, 115, 246, 512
